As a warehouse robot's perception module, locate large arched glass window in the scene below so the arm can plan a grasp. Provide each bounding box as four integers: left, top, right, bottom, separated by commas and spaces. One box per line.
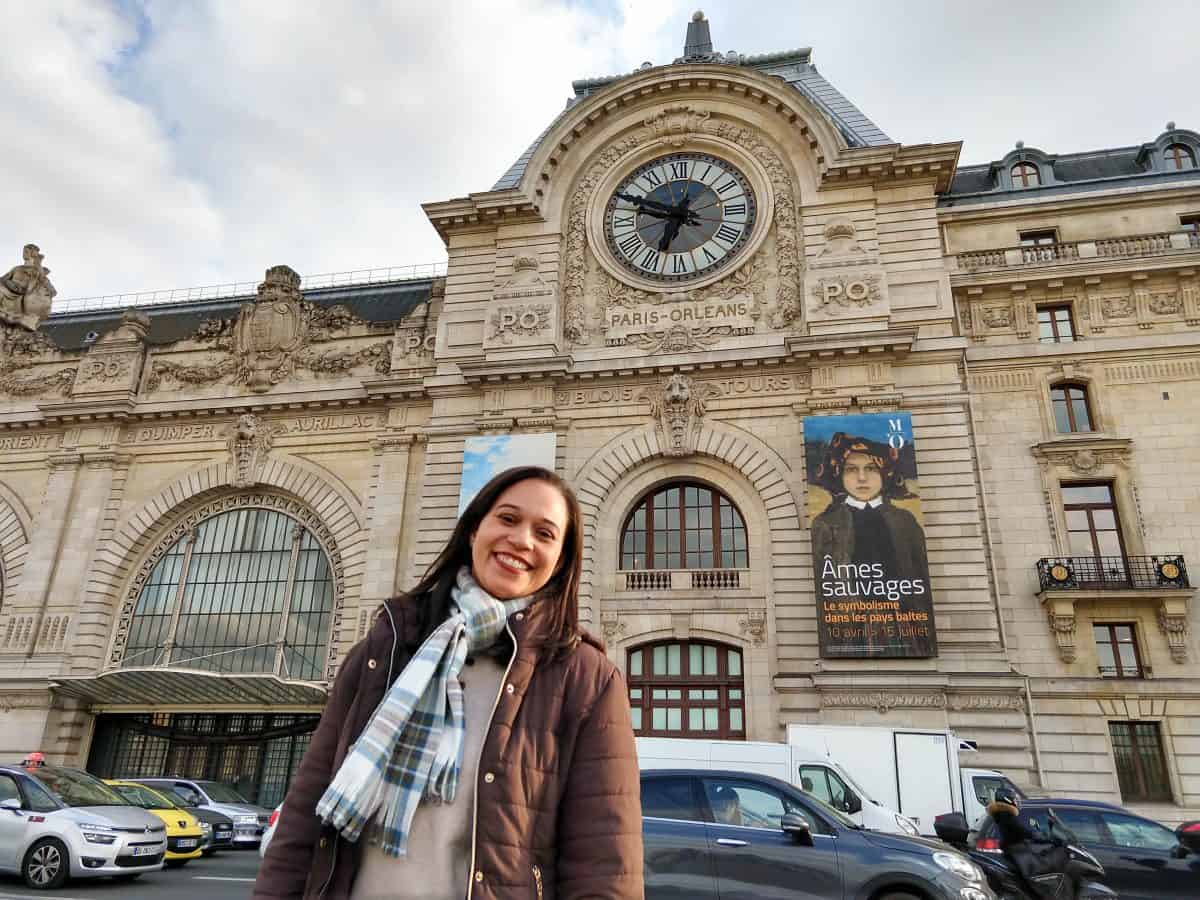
120, 507, 335, 681
627, 640, 745, 739
621, 482, 748, 571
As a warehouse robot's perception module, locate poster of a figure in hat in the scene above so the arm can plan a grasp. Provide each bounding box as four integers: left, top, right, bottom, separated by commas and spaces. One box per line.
805, 411, 937, 658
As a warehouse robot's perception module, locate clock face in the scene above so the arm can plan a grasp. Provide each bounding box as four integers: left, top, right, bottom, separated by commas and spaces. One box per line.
604, 152, 757, 284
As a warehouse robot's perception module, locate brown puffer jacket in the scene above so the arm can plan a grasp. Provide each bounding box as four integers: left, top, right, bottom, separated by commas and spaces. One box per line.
253, 589, 644, 900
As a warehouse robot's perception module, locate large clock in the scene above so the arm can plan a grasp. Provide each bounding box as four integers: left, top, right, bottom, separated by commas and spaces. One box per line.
603, 152, 757, 284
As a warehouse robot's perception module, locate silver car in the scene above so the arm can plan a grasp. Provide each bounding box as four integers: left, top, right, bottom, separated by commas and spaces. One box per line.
138, 777, 272, 846
259, 804, 281, 859
0, 764, 166, 889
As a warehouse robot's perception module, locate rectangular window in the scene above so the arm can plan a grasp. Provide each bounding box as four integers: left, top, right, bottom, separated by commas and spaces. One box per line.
1094, 623, 1143, 678
1109, 721, 1172, 803
1038, 305, 1076, 343
1062, 483, 1128, 583
1019, 229, 1058, 246
1179, 214, 1200, 233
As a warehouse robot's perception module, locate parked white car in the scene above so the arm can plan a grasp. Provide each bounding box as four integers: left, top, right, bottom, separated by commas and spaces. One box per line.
0, 764, 166, 890
259, 804, 281, 859
138, 777, 272, 847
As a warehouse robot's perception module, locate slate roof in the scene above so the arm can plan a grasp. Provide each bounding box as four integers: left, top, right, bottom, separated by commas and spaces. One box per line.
491, 34, 892, 192
41, 279, 435, 352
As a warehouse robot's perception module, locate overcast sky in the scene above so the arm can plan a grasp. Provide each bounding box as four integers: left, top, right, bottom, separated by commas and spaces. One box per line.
4, 0, 1197, 302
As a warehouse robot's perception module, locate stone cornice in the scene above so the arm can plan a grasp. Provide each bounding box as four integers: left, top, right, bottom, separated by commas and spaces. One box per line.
786, 327, 918, 360
950, 248, 1200, 289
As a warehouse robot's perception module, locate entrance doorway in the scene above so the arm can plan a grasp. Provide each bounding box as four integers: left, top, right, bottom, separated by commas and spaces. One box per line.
87, 712, 319, 808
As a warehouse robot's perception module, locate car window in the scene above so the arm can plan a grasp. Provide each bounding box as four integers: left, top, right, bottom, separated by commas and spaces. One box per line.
31, 767, 128, 808
1099, 813, 1179, 851
197, 781, 249, 803
641, 777, 701, 822
110, 783, 168, 809
1053, 808, 1107, 844
0, 775, 19, 804
798, 766, 834, 805
702, 778, 810, 832
20, 778, 58, 813
169, 783, 205, 806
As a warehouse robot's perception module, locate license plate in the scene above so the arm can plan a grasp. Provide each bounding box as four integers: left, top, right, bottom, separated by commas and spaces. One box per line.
131, 845, 159, 857
176, 839, 197, 848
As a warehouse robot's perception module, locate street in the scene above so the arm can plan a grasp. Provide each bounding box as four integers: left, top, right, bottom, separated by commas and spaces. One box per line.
0, 850, 261, 900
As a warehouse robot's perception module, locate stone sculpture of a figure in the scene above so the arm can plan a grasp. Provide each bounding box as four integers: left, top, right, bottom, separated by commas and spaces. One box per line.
0, 244, 57, 331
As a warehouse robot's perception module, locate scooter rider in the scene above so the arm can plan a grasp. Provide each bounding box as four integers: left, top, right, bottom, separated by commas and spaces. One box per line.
988, 788, 1074, 900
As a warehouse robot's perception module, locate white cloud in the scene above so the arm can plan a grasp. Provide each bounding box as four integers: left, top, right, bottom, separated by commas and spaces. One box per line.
3, 0, 1195, 302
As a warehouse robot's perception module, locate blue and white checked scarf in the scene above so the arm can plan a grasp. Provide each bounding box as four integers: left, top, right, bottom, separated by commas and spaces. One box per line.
316, 566, 531, 857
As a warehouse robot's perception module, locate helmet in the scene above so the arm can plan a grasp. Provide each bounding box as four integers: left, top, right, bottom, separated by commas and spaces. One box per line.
993, 786, 1020, 808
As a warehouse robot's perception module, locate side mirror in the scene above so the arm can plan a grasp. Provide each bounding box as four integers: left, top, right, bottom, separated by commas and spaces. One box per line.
0, 798, 21, 812
781, 813, 813, 845
843, 792, 862, 814
934, 812, 971, 846
1177, 822, 1200, 853
1170, 843, 1191, 859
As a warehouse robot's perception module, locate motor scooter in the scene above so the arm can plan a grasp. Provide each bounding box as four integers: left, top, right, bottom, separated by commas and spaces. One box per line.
934, 810, 1116, 900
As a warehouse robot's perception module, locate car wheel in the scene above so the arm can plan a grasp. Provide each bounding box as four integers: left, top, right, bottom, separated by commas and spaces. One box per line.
23, 838, 70, 890
878, 893, 921, 900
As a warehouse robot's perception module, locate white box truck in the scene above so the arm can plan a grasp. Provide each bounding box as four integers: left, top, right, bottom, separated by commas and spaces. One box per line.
786, 724, 1023, 833
636, 736, 922, 836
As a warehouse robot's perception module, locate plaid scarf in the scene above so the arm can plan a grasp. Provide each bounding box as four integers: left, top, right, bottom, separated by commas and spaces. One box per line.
315, 566, 531, 857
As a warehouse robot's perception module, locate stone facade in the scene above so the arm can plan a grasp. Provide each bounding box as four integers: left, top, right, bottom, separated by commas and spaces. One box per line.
1, 18, 1196, 823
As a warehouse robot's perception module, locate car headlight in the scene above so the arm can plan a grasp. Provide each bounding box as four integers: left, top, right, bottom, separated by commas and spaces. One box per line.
959, 888, 990, 900
200, 821, 212, 833
235, 814, 258, 825
77, 823, 118, 845
896, 814, 920, 836
933, 850, 983, 884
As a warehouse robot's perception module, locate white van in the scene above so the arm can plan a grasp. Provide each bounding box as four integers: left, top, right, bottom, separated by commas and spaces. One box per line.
636, 736, 922, 836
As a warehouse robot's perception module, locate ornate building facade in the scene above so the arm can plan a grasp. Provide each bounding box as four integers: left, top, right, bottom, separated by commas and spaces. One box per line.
1, 14, 1196, 820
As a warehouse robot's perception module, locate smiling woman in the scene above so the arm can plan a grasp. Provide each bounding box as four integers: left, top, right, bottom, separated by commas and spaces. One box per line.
255, 466, 644, 900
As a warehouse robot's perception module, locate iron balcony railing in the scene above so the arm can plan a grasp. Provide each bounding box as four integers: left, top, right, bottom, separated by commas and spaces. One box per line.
956, 230, 1196, 272
622, 569, 747, 591
1036, 554, 1189, 591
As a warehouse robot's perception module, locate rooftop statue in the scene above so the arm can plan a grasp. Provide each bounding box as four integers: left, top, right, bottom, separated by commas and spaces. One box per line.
0, 244, 57, 331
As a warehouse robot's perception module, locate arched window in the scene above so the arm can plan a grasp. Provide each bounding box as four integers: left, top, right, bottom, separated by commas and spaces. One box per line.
1051, 383, 1094, 433
621, 482, 748, 571
1011, 162, 1041, 188
627, 640, 745, 739
1163, 144, 1197, 171
120, 506, 335, 681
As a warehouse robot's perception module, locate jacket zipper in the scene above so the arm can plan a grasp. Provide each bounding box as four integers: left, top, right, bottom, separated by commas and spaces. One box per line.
531, 863, 544, 900
465, 619, 520, 900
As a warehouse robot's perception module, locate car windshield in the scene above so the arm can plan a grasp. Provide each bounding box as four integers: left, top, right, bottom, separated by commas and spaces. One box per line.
32, 767, 128, 808
804, 794, 859, 829
110, 783, 175, 809
197, 781, 250, 804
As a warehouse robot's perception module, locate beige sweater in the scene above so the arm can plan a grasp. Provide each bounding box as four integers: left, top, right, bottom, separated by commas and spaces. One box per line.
350, 655, 508, 900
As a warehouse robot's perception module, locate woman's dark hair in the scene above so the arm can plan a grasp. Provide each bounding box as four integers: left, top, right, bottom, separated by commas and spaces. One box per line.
813, 432, 912, 499
404, 465, 583, 657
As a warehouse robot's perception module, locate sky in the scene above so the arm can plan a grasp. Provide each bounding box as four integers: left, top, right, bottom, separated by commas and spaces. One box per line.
459, 434, 558, 513
4, 0, 1197, 303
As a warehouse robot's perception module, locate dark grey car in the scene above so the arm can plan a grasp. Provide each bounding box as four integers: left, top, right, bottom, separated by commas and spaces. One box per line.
641, 770, 995, 900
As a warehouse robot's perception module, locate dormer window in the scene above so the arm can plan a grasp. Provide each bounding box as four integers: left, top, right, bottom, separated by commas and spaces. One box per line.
1011, 162, 1041, 188
1163, 144, 1197, 171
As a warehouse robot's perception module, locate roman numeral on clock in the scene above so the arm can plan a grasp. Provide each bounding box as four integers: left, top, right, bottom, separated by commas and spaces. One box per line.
613, 214, 634, 230
715, 180, 739, 195
671, 255, 688, 274
723, 203, 746, 217
642, 170, 662, 188
701, 247, 718, 264
640, 248, 660, 270
669, 161, 689, 180
714, 224, 741, 245
618, 234, 642, 256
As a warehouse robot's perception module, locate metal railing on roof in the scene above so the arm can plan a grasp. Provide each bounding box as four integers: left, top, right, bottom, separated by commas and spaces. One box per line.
51, 262, 448, 315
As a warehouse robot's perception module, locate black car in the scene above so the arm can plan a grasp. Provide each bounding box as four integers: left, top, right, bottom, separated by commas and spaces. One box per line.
641, 769, 995, 900
186, 805, 235, 854
971, 798, 1200, 900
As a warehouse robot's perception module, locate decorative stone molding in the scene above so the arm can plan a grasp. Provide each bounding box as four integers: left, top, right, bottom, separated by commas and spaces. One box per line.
738, 609, 766, 646
1032, 437, 1132, 475
981, 306, 1013, 329
224, 414, 286, 489
807, 271, 887, 320
1157, 602, 1190, 663
1, 614, 37, 652
487, 303, 553, 345
639, 104, 711, 149
948, 693, 1025, 713
0, 243, 56, 331
36, 614, 70, 653
0, 691, 50, 712
811, 219, 875, 269
820, 691, 947, 714
1181, 272, 1200, 326
1046, 606, 1078, 663
600, 611, 627, 642
639, 373, 721, 456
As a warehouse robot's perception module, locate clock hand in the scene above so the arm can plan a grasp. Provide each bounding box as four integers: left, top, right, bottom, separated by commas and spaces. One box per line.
658, 216, 683, 252
614, 192, 679, 216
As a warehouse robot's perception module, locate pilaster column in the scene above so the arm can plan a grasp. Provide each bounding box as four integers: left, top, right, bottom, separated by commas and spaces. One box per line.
361, 433, 417, 600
